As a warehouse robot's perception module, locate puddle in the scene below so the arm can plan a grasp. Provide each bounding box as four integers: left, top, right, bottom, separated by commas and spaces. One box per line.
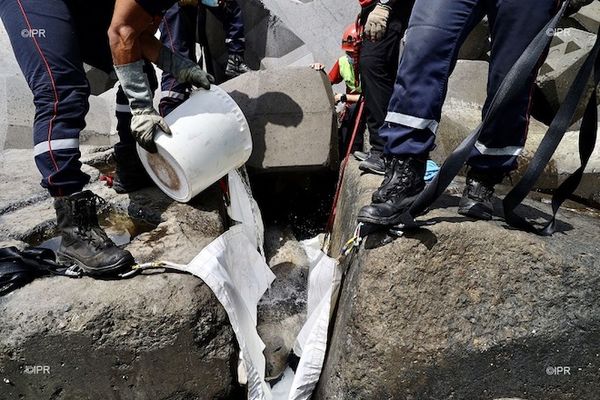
33, 209, 156, 251
95, 163, 115, 177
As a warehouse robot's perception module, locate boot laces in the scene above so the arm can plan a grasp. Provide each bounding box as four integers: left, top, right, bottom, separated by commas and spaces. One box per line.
72, 194, 112, 251
387, 159, 421, 198
466, 178, 494, 202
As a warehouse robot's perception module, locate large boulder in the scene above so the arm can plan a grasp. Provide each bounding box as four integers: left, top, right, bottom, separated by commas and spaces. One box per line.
221, 67, 337, 171
0, 146, 241, 399
316, 158, 600, 399
0, 274, 239, 400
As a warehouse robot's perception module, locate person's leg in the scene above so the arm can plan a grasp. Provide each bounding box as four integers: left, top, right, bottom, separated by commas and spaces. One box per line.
358, 4, 408, 170
358, 0, 486, 225
158, 3, 196, 116
380, 0, 486, 157
223, 0, 245, 56
222, 0, 251, 78
458, 0, 559, 220
358, 30, 401, 174
0, 0, 90, 197
467, 0, 559, 174
112, 61, 157, 193
0, 0, 133, 273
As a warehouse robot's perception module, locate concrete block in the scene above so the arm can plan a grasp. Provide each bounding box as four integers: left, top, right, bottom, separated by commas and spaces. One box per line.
447, 60, 489, 108
572, 2, 600, 33
220, 67, 337, 171
536, 28, 597, 123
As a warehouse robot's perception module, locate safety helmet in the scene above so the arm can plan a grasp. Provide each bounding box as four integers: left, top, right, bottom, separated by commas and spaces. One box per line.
341, 23, 362, 53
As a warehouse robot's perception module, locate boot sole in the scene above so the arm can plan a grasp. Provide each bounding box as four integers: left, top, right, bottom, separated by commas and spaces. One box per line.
57, 252, 135, 276
357, 195, 420, 226
358, 163, 385, 175
457, 199, 493, 221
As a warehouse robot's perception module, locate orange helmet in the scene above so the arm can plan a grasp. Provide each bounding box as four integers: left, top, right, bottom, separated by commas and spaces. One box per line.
341, 23, 362, 53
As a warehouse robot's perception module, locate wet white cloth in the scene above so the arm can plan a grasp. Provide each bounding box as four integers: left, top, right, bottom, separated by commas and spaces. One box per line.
166, 169, 339, 400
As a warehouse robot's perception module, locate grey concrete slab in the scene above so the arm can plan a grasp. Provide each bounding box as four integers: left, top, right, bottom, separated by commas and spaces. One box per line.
573, 2, 600, 33
536, 28, 597, 123
220, 66, 337, 170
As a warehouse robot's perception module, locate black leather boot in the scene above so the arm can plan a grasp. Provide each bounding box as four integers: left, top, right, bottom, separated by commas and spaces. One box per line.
112, 142, 153, 194
225, 54, 252, 79
458, 169, 504, 220
358, 151, 385, 175
357, 156, 426, 225
54, 191, 134, 275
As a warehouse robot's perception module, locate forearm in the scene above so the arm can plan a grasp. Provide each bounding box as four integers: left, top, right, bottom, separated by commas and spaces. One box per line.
108, 0, 157, 65
346, 94, 361, 103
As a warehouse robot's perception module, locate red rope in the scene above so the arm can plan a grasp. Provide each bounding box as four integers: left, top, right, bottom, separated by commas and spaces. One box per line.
326, 97, 365, 232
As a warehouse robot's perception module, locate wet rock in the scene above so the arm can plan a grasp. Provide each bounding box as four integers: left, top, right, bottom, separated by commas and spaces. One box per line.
0, 147, 225, 262
258, 261, 308, 380
259, 225, 309, 380
316, 158, 600, 400
0, 146, 239, 399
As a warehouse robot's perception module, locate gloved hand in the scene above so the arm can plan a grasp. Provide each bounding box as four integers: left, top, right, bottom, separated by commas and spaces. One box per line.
157, 45, 214, 89
131, 108, 172, 153
365, 4, 391, 41
114, 60, 171, 153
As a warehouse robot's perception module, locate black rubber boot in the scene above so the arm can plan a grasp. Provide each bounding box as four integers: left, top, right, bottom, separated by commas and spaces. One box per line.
458, 169, 504, 220
353, 150, 368, 161
225, 54, 252, 79
112, 143, 153, 194
358, 151, 385, 175
357, 156, 426, 226
54, 191, 134, 275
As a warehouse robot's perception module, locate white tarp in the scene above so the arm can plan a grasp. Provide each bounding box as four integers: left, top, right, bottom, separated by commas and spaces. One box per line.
164, 169, 340, 400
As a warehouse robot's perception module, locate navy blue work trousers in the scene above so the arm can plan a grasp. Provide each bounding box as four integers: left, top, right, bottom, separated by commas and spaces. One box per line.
159, 0, 245, 116
381, 0, 559, 173
0, 0, 157, 196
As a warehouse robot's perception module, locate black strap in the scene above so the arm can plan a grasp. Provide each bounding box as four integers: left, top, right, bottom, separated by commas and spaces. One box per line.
0, 246, 78, 296
399, 0, 596, 236
503, 33, 600, 235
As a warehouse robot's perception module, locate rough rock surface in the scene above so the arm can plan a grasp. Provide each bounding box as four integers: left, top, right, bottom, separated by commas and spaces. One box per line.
0, 273, 239, 400
0, 146, 241, 399
258, 225, 309, 380
316, 159, 600, 400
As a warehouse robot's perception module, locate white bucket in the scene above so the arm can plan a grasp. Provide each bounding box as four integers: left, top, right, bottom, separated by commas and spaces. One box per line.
137, 85, 252, 202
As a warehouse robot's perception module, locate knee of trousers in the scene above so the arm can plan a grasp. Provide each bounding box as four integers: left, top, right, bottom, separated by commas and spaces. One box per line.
401, 25, 459, 71
32, 84, 90, 143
